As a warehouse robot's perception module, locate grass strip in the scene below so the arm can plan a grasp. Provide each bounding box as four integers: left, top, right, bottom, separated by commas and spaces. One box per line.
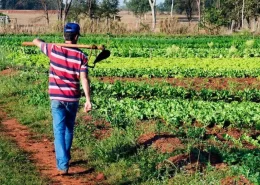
0, 130, 49, 185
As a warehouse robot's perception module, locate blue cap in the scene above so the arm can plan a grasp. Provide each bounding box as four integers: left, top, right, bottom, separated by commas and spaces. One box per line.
64, 23, 80, 34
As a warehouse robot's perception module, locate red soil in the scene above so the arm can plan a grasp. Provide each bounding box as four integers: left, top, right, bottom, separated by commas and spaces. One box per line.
82, 115, 112, 140
97, 77, 260, 90
206, 126, 258, 149
0, 68, 18, 76
157, 151, 225, 174
221, 176, 253, 185
137, 132, 184, 153
153, 137, 183, 153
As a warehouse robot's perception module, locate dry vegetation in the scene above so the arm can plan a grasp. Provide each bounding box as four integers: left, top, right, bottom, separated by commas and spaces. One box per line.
0, 10, 203, 35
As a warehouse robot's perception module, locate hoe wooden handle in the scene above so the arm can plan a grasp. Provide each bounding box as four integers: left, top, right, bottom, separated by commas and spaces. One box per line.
22, 42, 105, 50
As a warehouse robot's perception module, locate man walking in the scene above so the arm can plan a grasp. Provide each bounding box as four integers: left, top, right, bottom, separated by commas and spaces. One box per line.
33, 23, 91, 175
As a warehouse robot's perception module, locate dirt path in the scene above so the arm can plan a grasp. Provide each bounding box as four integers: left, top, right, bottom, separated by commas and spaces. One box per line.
0, 110, 105, 185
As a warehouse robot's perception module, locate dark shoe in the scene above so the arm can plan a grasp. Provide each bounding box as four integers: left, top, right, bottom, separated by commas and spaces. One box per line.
58, 169, 68, 175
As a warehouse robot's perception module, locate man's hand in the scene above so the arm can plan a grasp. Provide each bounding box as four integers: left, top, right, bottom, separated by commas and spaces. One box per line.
80, 71, 91, 113
84, 101, 92, 112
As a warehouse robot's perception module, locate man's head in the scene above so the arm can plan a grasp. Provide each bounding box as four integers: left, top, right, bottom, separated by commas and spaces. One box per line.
64, 23, 80, 42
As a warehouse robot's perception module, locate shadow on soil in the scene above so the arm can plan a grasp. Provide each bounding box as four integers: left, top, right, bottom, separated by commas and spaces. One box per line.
67, 167, 95, 176
70, 159, 89, 167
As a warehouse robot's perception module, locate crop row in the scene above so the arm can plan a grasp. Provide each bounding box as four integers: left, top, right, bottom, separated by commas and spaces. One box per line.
90, 68, 260, 78
97, 57, 260, 70
5, 51, 260, 78
90, 80, 260, 102
113, 47, 260, 58
1, 35, 260, 48
12, 72, 258, 130
92, 97, 260, 129
17, 45, 260, 58
1, 35, 260, 58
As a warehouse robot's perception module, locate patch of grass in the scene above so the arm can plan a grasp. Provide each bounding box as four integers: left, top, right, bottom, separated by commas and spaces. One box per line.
0, 71, 52, 135
91, 127, 137, 163
168, 167, 234, 185
102, 160, 140, 184
0, 48, 9, 71
0, 134, 50, 185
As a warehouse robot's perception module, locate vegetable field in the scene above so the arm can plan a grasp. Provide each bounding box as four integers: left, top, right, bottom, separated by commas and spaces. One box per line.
0, 34, 260, 185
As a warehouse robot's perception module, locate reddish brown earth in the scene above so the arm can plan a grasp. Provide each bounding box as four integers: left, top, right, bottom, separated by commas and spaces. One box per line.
137, 132, 184, 153
0, 110, 107, 185
153, 137, 184, 153
221, 176, 253, 185
136, 132, 225, 174
97, 77, 260, 90
206, 126, 258, 149
0, 68, 18, 76
82, 115, 112, 140
157, 151, 225, 174
206, 127, 243, 140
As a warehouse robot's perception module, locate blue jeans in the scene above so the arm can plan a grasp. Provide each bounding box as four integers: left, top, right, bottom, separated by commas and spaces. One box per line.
51, 100, 79, 171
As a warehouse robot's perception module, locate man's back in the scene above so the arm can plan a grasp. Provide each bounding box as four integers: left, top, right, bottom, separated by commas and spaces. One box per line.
41, 43, 88, 102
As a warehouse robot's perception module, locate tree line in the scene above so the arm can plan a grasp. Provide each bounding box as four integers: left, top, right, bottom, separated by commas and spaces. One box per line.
125, 0, 259, 32
0, 0, 259, 32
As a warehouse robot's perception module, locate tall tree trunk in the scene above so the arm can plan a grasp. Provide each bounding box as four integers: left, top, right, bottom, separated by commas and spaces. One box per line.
241, 0, 245, 28
148, 0, 156, 31
41, 0, 49, 25
56, 0, 62, 21
170, 0, 175, 17
257, 17, 260, 33
186, 0, 193, 22
63, 0, 73, 25
231, 20, 235, 33
215, 0, 220, 9
196, 0, 200, 22
87, 0, 92, 17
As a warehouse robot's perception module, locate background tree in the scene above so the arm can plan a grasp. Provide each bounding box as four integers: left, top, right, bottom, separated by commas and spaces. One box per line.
157, 2, 168, 12
16, 0, 41, 9
1, 0, 41, 9
201, 7, 227, 34
125, 0, 150, 23
4, 0, 18, 9
174, 0, 197, 21
0, 0, 56, 11
85, 0, 99, 18
0, 0, 6, 9
56, 0, 62, 21
55, 0, 73, 24
195, 0, 200, 21
63, 0, 73, 24
242, 0, 260, 29
157, 0, 175, 17
220, 0, 259, 30
40, 0, 52, 25
67, 0, 99, 33
99, 0, 119, 25
148, 0, 156, 30
67, 0, 85, 22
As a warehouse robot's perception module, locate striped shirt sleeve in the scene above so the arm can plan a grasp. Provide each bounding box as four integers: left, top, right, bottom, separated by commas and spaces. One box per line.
40, 43, 52, 57
80, 53, 88, 73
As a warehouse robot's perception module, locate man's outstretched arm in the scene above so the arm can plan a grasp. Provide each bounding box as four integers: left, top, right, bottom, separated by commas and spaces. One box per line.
33, 38, 45, 48
80, 71, 92, 112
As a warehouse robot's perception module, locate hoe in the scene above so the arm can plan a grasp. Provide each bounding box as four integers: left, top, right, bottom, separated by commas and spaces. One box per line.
22, 42, 110, 68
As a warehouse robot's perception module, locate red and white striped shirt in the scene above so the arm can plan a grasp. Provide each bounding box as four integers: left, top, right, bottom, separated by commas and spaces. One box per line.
41, 43, 88, 102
